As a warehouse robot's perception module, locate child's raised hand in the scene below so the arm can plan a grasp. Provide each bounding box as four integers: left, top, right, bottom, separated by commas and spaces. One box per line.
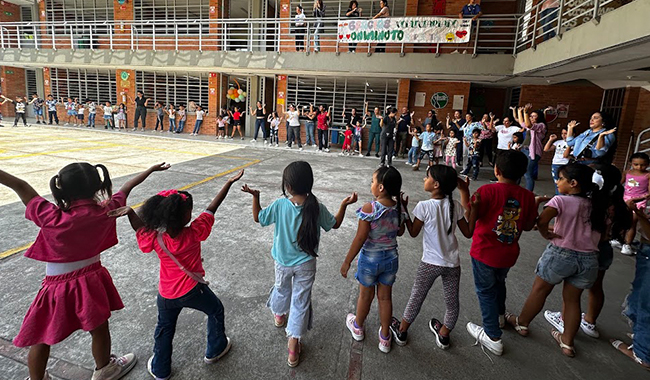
548, 134, 558, 141
340, 261, 351, 278
107, 206, 132, 218
470, 192, 481, 208
228, 169, 244, 183
241, 184, 260, 197
400, 192, 409, 208
149, 162, 171, 172
342, 192, 358, 206
457, 175, 470, 191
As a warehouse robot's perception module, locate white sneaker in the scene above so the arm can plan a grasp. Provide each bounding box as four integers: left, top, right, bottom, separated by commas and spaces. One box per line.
92, 353, 137, 380
147, 355, 170, 380
580, 313, 600, 338
610, 239, 623, 249
286, 146, 291, 149
622, 244, 634, 256
275, 143, 279, 147
359, 153, 363, 157
466, 322, 503, 356
346, 313, 365, 341
251, 139, 256, 143
299, 147, 303, 151
264, 140, 269, 144
325, 148, 330, 153
499, 314, 505, 329
204, 337, 232, 363
25, 370, 51, 380
544, 310, 564, 333
339, 152, 345, 156
378, 326, 392, 354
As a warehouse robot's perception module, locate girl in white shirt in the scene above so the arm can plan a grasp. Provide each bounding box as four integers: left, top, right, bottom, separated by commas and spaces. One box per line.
268, 110, 285, 147
167, 104, 176, 133
391, 165, 473, 350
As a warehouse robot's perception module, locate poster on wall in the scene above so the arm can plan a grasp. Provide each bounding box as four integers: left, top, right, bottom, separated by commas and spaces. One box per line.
431, 92, 449, 109
338, 17, 471, 44
556, 103, 569, 118
452, 95, 464, 110
414, 92, 426, 107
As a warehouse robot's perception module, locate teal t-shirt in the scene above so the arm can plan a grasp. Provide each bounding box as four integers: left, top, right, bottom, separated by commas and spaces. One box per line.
258, 197, 336, 267
371, 115, 382, 133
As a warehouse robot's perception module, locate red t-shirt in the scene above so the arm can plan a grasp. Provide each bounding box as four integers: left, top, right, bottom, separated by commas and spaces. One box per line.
469, 183, 537, 268
317, 113, 329, 130
344, 129, 353, 142
233, 111, 241, 121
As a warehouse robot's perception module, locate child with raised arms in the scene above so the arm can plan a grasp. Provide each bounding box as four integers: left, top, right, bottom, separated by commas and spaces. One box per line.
0, 162, 170, 380
242, 161, 357, 367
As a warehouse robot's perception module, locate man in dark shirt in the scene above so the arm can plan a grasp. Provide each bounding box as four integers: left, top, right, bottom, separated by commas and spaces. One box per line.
459, 0, 482, 23
380, 107, 397, 167
131, 91, 150, 131
395, 107, 412, 158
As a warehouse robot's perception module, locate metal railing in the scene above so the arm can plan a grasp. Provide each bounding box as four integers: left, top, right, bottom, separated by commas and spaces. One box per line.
514, 0, 626, 53
0, 15, 519, 56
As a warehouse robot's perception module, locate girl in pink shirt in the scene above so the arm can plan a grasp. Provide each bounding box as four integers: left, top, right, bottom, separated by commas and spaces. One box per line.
0, 162, 169, 380
112, 170, 244, 380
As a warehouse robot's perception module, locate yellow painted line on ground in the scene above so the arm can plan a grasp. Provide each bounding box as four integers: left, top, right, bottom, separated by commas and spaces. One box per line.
0, 146, 110, 161
0, 159, 261, 260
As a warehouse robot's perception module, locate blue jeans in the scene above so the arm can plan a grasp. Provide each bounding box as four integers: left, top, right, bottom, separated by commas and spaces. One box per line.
192, 120, 203, 134
461, 155, 480, 179
254, 118, 266, 140
522, 148, 541, 192
175, 120, 186, 133
152, 283, 227, 378
624, 243, 650, 364
355, 248, 399, 287
267, 259, 316, 339
540, 8, 558, 41
551, 164, 562, 194
88, 113, 96, 127
305, 121, 315, 145
408, 146, 419, 164
168, 119, 176, 132
472, 257, 510, 339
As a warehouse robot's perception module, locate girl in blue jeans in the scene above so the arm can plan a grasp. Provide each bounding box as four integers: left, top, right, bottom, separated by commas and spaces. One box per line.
242, 161, 357, 367
112, 169, 245, 379
341, 166, 407, 354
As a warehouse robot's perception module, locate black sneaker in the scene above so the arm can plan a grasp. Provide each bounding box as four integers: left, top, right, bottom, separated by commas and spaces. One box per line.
375, 153, 380, 158
429, 318, 450, 349
365, 152, 371, 156
389, 317, 408, 346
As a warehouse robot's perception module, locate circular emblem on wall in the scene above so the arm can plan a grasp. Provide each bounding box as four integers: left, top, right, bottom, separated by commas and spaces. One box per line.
120, 71, 129, 81
430, 92, 449, 109
118, 0, 127, 4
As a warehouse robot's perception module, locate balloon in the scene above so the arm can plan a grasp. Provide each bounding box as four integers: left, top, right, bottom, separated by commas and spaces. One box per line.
229, 87, 235, 91
241, 91, 247, 97
227, 89, 234, 96
239, 95, 245, 101
237, 89, 243, 95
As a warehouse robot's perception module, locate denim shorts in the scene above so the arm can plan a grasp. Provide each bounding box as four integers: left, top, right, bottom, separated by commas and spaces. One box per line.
597, 240, 613, 271
34, 108, 43, 116
535, 243, 599, 289
355, 249, 399, 287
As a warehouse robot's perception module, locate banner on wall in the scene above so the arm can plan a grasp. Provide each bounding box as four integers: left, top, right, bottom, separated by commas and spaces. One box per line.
337, 17, 471, 44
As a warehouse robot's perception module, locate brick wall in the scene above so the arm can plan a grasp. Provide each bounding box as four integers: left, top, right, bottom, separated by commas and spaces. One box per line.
612, 87, 650, 169
0, 1, 20, 22
408, 80, 471, 125
0, 66, 26, 118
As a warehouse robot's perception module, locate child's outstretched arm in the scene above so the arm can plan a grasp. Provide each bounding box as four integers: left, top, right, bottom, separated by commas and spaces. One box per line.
333, 192, 358, 229
107, 206, 143, 231
456, 176, 473, 238
206, 170, 244, 213
340, 203, 372, 278
465, 192, 481, 236
0, 169, 39, 206
241, 184, 262, 222
119, 162, 171, 197
400, 192, 423, 237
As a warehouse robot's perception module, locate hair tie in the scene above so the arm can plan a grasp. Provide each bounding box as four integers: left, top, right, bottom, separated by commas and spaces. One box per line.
592, 171, 604, 191
157, 189, 188, 201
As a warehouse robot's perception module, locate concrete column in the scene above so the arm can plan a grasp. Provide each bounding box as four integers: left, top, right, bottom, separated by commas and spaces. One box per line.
275, 74, 288, 142
209, 0, 228, 51
279, 0, 292, 52
247, 75, 261, 137
208, 72, 221, 115
116, 69, 136, 127
397, 79, 411, 110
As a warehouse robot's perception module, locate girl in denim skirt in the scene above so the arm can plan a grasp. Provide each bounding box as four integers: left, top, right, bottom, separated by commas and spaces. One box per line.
242, 161, 357, 367
341, 166, 407, 354
505, 163, 610, 357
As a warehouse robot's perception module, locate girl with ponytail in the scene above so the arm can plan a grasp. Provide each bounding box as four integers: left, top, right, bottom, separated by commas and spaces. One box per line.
0, 162, 169, 380
242, 161, 357, 368
390, 165, 473, 350
340, 166, 408, 354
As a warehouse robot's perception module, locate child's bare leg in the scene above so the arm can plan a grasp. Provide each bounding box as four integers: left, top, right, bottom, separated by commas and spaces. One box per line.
355, 285, 375, 328
516, 276, 555, 326
28, 344, 50, 380
584, 270, 606, 325
625, 213, 639, 244
560, 282, 585, 348
377, 284, 393, 338
89, 321, 112, 370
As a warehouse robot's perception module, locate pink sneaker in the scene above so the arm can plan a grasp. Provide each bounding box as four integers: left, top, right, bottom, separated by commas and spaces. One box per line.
378, 327, 392, 353
346, 313, 364, 341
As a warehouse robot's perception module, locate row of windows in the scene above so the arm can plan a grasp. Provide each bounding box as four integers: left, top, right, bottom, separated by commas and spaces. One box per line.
135, 71, 210, 108
49, 68, 117, 104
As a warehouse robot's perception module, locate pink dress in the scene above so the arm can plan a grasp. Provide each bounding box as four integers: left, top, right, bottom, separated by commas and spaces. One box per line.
624, 172, 649, 210
13, 192, 127, 347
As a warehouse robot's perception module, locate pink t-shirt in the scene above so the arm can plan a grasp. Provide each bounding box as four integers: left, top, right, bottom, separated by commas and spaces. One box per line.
136, 211, 214, 299
24, 192, 126, 263
546, 195, 600, 253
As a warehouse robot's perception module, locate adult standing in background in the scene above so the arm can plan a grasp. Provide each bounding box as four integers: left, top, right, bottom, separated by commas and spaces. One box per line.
130, 91, 149, 131
345, 1, 362, 53
249, 101, 268, 144
316, 105, 331, 152
286, 103, 303, 151
379, 107, 397, 166
539, 0, 560, 41
514, 104, 547, 192
365, 106, 383, 157
458, 0, 482, 54
372, 1, 390, 53
479, 113, 497, 167
312, 0, 326, 52
395, 107, 413, 159
294, 5, 307, 52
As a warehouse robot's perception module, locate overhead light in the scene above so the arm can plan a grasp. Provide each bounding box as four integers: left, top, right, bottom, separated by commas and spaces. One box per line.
316, 86, 321, 90
627, 75, 635, 79
365, 82, 369, 86
370, 89, 374, 92
546, 79, 551, 83
592, 65, 599, 69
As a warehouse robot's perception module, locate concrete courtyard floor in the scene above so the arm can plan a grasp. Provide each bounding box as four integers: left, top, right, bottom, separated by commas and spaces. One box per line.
0, 125, 644, 380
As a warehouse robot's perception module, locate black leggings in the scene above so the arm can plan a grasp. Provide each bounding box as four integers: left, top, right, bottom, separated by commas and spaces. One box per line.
155, 115, 164, 131
479, 138, 494, 165
318, 129, 329, 150
14, 113, 27, 126
134, 106, 146, 129
48, 110, 59, 124
380, 136, 394, 166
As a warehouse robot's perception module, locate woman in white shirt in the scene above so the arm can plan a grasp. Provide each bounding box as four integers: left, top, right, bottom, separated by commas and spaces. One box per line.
285, 104, 303, 151
294, 6, 307, 52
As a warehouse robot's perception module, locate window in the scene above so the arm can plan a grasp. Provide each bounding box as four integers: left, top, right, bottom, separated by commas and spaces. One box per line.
45, 0, 114, 34
289, 1, 406, 18
134, 0, 210, 35
26, 69, 38, 97
601, 88, 626, 128
135, 71, 209, 109
287, 76, 398, 126
50, 68, 116, 104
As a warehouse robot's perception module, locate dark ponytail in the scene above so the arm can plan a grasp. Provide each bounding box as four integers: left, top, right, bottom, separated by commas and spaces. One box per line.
282, 161, 321, 257
591, 163, 632, 239
139, 191, 193, 232
49, 162, 113, 210
375, 166, 403, 226
427, 165, 459, 235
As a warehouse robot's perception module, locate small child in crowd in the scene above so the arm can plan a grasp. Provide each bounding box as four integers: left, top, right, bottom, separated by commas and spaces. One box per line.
242, 161, 357, 367
0, 162, 169, 380
340, 124, 354, 156
63, 97, 76, 126
192, 105, 206, 136
115, 104, 127, 131
112, 169, 244, 380
432, 125, 445, 165
267, 111, 283, 146
87, 99, 97, 128
155, 102, 165, 132
620, 152, 650, 255
341, 166, 407, 354
216, 115, 226, 139
176, 105, 187, 134
543, 128, 570, 194
76, 101, 86, 127
509, 132, 524, 151
29, 93, 45, 124
0, 96, 8, 127
1, 95, 28, 127
99, 101, 114, 130
465, 150, 537, 356
461, 129, 482, 181
354, 120, 366, 157
407, 127, 421, 166
167, 104, 176, 133
390, 166, 472, 349
46, 95, 59, 125
413, 124, 435, 171
445, 129, 460, 169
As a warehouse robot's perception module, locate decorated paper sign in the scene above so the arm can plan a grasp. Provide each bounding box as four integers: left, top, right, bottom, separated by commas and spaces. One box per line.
337, 17, 471, 44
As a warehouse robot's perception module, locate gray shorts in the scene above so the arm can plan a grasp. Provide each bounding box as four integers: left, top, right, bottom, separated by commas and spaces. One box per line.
535, 243, 599, 289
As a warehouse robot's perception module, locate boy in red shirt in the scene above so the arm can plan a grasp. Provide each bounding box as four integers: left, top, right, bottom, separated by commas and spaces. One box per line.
340, 124, 354, 156
466, 149, 538, 356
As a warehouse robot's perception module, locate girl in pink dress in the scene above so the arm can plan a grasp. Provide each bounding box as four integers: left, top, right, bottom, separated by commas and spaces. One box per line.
621, 153, 650, 255
0, 162, 169, 380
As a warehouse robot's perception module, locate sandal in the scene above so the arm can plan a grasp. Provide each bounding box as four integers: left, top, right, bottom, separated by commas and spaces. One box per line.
611, 339, 650, 370
504, 312, 529, 337
287, 342, 302, 368
274, 314, 287, 328
551, 330, 575, 358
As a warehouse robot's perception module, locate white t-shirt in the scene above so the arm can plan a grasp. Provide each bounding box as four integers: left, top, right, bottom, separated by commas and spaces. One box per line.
287, 110, 300, 127
271, 118, 281, 130
196, 110, 205, 121
552, 140, 570, 165
412, 198, 465, 268
103, 106, 113, 116
496, 125, 521, 150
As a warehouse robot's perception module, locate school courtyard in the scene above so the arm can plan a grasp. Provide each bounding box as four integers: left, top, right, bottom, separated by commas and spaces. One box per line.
0, 125, 643, 380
